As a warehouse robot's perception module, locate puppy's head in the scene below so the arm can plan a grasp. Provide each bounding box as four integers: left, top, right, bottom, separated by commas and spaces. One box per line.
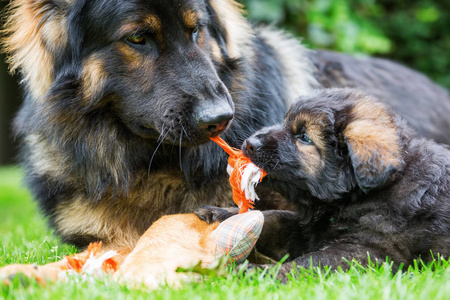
243, 89, 405, 201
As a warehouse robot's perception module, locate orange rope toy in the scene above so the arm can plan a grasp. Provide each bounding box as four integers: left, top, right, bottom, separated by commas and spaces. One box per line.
210, 136, 267, 213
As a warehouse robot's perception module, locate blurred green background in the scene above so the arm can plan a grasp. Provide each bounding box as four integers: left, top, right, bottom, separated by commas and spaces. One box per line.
0, 0, 449, 164
239, 0, 449, 87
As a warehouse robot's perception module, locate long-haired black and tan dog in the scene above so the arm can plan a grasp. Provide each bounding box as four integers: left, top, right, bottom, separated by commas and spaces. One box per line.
199, 88, 450, 276
2, 0, 450, 259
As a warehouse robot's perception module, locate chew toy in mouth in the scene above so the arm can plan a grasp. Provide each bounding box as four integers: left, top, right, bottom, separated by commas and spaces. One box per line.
210, 136, 267, 213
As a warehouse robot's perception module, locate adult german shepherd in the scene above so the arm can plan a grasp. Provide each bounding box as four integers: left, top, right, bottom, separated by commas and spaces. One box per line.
2, 0, 450, 257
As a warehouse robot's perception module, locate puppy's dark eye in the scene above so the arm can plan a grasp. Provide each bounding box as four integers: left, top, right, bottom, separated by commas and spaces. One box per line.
127, 34, 145, 45
296, 132, 313, 145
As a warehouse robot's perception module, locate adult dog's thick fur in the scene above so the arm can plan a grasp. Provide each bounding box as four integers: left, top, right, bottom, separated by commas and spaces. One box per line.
201, 89, 450, 276
2, 0, 450, 251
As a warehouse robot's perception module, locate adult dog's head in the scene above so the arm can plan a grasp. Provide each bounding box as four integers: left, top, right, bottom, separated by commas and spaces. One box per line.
3, 0, 255, 146
243, 89, 408, 202
2, 0, 266, 194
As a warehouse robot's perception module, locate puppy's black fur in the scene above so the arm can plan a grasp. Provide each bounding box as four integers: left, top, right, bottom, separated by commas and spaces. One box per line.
198, 89, 450, 275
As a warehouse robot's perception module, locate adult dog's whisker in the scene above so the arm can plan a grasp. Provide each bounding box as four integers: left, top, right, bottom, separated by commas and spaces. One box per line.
179, 131, 183, 171
156, 122, 167, 143
148, 129, 170, 175
181, 125, 190, 142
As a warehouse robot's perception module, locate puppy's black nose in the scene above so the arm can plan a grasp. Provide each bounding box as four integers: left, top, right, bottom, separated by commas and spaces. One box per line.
243, 136, 262, 157
197, 110, 233, 136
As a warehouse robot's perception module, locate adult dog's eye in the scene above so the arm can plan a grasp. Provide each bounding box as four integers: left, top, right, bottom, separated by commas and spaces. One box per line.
296, 132, 314, 145
125, 33, 158, 55
192, 26, 200, 40
127, 34, 145, 45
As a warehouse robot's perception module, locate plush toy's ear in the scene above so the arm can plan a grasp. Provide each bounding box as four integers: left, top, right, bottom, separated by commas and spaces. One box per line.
343, 97, 403, 192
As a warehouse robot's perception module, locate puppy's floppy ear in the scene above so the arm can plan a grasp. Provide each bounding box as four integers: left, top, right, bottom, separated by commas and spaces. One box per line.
343, 96, 403, 192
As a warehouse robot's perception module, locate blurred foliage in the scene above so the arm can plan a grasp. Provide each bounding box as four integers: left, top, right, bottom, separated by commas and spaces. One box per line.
238, 0, 450, 88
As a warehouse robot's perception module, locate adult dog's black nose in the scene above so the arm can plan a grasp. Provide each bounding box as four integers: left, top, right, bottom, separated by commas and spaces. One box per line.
243, 136, 263, 157
196, 108, 233, 136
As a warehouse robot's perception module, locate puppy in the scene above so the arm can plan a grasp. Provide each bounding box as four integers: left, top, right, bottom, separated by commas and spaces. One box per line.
198, 88, 450, 276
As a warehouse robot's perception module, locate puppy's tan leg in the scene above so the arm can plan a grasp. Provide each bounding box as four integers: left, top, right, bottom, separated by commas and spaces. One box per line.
115, 214, 220, 288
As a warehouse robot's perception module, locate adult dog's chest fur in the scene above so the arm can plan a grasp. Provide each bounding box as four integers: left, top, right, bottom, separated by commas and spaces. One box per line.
53, 170, 234, 248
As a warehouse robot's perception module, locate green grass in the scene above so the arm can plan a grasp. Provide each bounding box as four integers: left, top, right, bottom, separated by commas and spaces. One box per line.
2, 166, 450, 299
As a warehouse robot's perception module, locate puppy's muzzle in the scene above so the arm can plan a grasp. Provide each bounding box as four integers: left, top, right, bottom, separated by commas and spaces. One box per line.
243, 136, 263, 157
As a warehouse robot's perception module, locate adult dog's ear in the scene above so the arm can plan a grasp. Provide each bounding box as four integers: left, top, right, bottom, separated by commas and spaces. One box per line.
206, 0, 253, 60
343, 95, 403, 192
2, 0, 74, 100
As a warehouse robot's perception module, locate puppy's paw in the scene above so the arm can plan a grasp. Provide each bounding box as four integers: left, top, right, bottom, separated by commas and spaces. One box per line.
194, 206, 239, 224
237, 262, 272, 280
240, 263, 291, 283
239, 262, 269, 273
